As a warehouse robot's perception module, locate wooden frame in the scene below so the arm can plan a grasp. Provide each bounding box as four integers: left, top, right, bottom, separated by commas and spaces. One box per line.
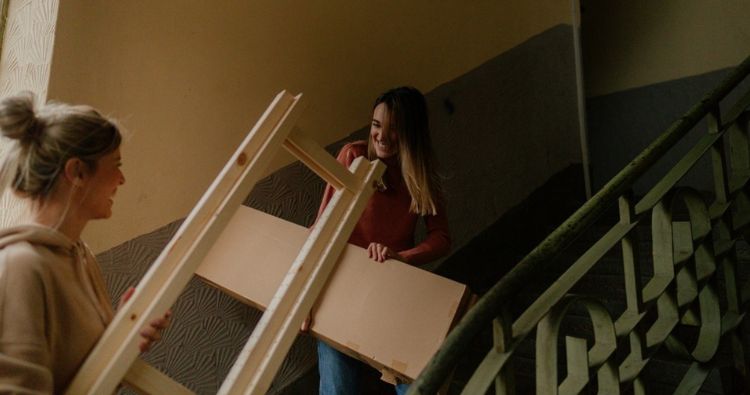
283, 130, 357, 190
65, 90, 383, 394
123, 359, 193, 395
217, 157, 384, 395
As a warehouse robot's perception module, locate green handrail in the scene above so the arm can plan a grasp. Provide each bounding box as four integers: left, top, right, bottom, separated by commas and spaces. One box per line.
409, 54, 750, 395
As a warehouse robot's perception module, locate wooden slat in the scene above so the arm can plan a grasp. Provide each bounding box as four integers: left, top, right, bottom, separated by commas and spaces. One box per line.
283, 128, 357, 191
123, 359, 193, 395
66, 91, 304, 395
217, 157, 385, 395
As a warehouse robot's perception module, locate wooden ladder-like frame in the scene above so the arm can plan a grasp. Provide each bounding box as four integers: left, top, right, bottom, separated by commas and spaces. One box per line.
65, 91, 385, 395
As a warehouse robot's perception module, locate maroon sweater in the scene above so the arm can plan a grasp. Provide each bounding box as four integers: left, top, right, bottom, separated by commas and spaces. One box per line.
317, 141, 451, 266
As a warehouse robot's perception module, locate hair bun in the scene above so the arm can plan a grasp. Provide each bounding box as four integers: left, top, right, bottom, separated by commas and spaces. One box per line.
0, 91, 41, 142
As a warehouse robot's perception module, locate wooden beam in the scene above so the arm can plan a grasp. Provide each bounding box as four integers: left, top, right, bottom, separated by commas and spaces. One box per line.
123, 359, 193, 395
217, 156, 386, 395
283, 128, 358, 191
65, 91, 304, 395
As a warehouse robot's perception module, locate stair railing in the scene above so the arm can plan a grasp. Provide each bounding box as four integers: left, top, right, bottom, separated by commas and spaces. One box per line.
409, 54, 750, 394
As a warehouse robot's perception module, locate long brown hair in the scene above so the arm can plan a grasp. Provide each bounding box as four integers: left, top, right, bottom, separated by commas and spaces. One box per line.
367, 86, 441, 215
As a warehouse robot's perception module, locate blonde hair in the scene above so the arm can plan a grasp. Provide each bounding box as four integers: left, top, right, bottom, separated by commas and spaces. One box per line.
367, 86, 441, 216
0, 92, 121, 200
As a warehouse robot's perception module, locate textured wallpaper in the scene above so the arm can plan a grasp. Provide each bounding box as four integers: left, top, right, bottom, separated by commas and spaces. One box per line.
0, 0, 59, 228
100, 169, 327, 394
99, 24, 581, 394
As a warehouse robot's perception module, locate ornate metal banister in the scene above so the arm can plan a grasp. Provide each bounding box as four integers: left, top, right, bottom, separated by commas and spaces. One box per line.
410, 54, 750, 394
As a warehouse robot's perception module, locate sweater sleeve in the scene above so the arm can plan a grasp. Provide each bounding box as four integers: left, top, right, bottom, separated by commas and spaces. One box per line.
398, 200, 452, 266
314, 143, 363, 223
0, 249, 54, 394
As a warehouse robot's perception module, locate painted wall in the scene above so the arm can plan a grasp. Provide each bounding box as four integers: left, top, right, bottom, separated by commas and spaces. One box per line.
582, 0, 750, 97
44, 0, 573, 252
0, 0, 59, 228
587, 70, 750, 192
582, 0, 750, 191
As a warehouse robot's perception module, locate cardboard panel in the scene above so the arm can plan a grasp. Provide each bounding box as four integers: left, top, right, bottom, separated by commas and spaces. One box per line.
196, 206, 468, 380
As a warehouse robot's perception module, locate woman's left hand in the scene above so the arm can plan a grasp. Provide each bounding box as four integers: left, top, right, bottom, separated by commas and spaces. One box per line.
367, 242, 404, 263
118, 287, 172, 353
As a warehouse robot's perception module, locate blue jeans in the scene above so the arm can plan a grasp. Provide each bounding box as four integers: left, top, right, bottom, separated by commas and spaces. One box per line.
318, 341, 410, 395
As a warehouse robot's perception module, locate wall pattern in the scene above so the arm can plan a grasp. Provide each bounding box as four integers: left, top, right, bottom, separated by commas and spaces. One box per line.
0, 0, 59, 228
99, 24, 582, 394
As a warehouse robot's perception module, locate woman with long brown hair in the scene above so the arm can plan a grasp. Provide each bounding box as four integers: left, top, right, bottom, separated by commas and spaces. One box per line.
314, 86, 451, 394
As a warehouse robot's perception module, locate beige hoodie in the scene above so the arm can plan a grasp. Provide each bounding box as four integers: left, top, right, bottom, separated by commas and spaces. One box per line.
0, 225, 113, 394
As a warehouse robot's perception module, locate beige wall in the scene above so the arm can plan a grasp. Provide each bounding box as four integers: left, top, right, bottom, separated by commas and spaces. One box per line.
583, 0, 750, 97
0, 0, 59, 228
40, 0, 572, 252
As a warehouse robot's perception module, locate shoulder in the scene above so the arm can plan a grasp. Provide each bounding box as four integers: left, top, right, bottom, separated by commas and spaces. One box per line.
0, 243, 48, 284
336, 141, 368, 164
0, 243, 50, 322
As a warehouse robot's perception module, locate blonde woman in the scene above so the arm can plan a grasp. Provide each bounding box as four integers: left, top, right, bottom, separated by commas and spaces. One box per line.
314, 86, 451, 395
0, 93, 168, 394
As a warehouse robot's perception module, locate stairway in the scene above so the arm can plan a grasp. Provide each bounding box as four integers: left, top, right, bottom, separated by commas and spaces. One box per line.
440, 189, 750, 394
410, 55, 750, 395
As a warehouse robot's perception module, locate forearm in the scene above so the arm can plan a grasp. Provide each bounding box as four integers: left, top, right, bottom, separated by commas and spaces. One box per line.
399, 231, 451, 266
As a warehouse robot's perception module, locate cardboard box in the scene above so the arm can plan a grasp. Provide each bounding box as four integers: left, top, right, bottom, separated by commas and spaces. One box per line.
196, 206, 469, 381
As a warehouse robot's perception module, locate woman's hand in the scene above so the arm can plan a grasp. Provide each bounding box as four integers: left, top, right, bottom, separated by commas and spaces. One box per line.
118, 287, 172, 353
300, 309, 313, 333
367, 242, 404, 263
138, 313, 171, 352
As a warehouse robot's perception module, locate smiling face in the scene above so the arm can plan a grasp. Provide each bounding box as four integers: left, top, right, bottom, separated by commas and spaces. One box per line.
79, 148, 125, 220
370, 102, 399, 159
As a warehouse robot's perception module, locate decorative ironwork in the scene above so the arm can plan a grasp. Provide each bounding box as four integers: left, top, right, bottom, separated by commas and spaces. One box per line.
409, 55, 750, 394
